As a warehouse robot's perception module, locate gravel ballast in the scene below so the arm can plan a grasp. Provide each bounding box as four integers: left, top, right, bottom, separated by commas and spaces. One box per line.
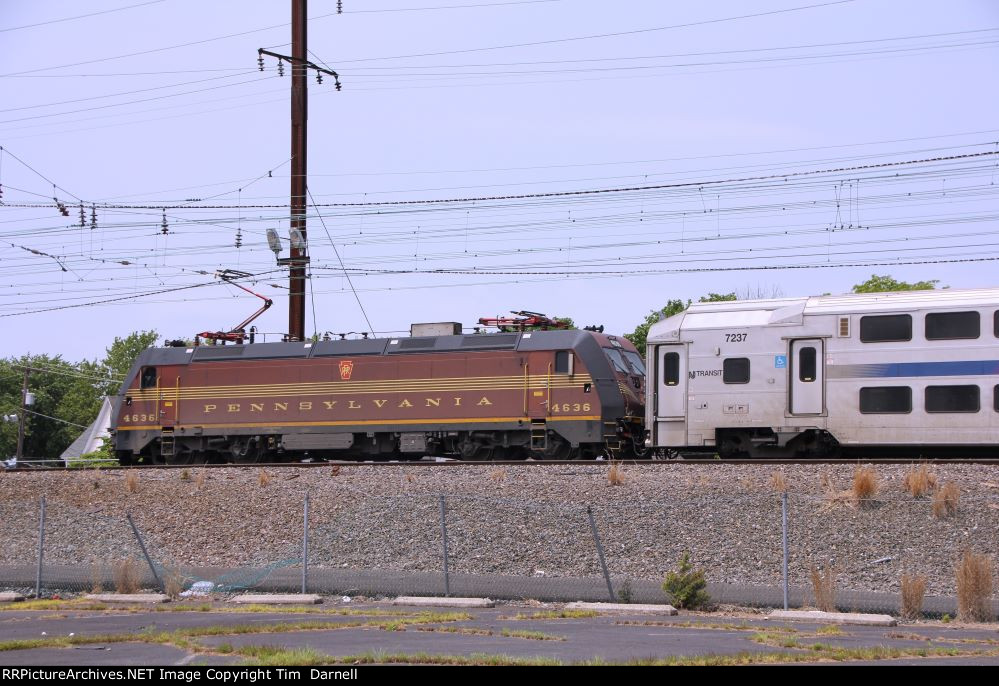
1, 463, 997, 602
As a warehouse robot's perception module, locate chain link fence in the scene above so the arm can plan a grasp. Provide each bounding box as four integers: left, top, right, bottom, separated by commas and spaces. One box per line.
1, 483, 996, 620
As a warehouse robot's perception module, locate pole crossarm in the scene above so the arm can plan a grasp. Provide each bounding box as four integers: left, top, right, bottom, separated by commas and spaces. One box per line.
258, 48, 341, 90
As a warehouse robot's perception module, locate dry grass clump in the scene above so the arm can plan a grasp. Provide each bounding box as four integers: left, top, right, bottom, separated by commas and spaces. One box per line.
900, 573, 928, 620
258, 471, 272, 487
194, 472, 206, 490
330, 465, 342, 477
112, 558, 141, 594
163, 568, 185, 600
179, 469, 191, 482
769, 471, 789, 493
124, 471, 139, 494
607, 462, 625, 486
490, 468, 506, 483
90, 564, 104, 595
405, 473, 416, 484
810, 565, 836, 612
852, 466, 878, 506
932, 482, 960, 518
903, 464, 937, 498
956, 549, 994, 623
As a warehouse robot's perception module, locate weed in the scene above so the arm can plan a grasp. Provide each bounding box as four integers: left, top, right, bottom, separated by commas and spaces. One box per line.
941, 613, 952, 624
617, 578, 633, 604
662, 552, 711, 610
405, 473, 415, 484
770, 471, 789, 493
111, 558, 141, 594
499, 628, 565, 641
607, 462, 625, 486
194, 473, 206, 490
852, 466, 878, 506
507, 610, 598, 620
490, 468, 506, 482
180, 469, 191, 482
90, 564, 104, 595
816, 625, 844, 636
258, 471, 271, 487
124, 471, 139, 494
163, 568, 185, 600
932, 482, 960, 518
903, 465, 937, 498
900, 572, 927, 620
809, 564, 836, 612
956, 549, 994, 623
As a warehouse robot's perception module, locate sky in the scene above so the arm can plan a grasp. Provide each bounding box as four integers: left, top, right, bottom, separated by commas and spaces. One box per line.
1, 0, 998, 362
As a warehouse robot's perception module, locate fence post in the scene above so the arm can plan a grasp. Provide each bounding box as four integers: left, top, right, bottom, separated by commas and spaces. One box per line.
781, 491, 790, 610
439, 494, 451, 597
35, 496, 46, 598
587, 506, 615, 602
302, 493, 310, 594
126, 513, 164, 593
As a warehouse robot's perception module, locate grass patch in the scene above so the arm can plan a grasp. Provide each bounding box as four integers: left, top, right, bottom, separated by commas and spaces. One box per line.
904, 465, 937, 498
816, 625, 844, 636
612, 619, 764, 632
956, 549, 994, 623
770, 471, 789, 493
809, 564, 837, 612
505, 609, 599, 620
0, 599, 109, 612
933, 482, 960, 518
500, 628, 565, 641
901, 572, 928, 621
852, 466, 879, 506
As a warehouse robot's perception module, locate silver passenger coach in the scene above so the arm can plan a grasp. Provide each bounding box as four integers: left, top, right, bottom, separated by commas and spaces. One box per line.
645, 288, 999, 457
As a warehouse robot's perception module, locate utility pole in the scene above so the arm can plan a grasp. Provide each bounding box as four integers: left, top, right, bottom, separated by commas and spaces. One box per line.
16, 367, 29, 461
289, 0, 308, 342
257, 1, 341, 342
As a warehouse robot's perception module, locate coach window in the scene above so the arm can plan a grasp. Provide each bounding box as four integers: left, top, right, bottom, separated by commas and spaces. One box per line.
995, 385, 998, 412
140, 367, 157, 389
723, 357, 750, 384
925, 311, 980, 340
995, 311, 998, 337
859, 387, 911, 414
663, 352, 680, 386
798, 346, 817, 382
926, 385, 980, 413
860, 314, 912, 343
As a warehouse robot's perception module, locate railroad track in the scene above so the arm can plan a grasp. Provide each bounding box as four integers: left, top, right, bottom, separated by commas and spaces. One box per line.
7, 455, 999, 471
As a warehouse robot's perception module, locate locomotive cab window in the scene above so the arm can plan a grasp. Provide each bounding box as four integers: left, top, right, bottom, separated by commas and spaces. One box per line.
798, 346, 816, 382
860, 314, 912, 342
603, 348, 630, 374
662, 352, 680, 386
554, 351, 574, 375
723, 357, 750, 384
140, 367, 157, 389
925, 311, 979, 340
926, 385, 980, 413
860, 386, 911, 414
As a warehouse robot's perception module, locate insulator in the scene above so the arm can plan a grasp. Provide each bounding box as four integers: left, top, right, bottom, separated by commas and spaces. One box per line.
90, 204, 97, 230
335, 78, 342, 91
235, 228, 243, 249
79, 203, 85, 228
337, 0, 343, 13
0, 183, 4, 201
257, 55, 265, 71
161, 209, 168, 235
316, 72, 323, 85
277, 59, 284, 77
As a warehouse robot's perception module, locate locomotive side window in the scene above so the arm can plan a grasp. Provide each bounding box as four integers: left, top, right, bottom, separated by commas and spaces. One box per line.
925, 311, 979, 340
860, 314, 912, 342
662, 352, 680, 386
554, 351, 572, 374
860, 386, 911, 414
798, 346, 816, 382
723, 357, 750, 384
140, 367, 157, 389
925, 385, 980, 413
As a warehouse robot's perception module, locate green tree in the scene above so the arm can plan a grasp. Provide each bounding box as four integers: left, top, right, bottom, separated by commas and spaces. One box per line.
852, 274, 940, 293
625, 292, 737, 354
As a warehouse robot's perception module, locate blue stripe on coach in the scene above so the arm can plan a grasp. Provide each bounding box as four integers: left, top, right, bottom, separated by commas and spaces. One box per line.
827, 359, 999, 379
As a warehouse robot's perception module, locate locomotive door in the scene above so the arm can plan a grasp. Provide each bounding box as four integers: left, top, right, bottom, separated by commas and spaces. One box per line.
654, 344, 687, 446
788, 339, 824, 415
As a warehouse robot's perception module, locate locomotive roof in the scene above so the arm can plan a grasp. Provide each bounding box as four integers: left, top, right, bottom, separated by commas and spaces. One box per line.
132, 328, 627, 367
648, 286, 999, 342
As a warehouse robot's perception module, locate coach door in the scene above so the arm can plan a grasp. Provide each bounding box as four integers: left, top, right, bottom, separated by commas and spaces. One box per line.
655, 344, 687, 445
788, 339, 824, 415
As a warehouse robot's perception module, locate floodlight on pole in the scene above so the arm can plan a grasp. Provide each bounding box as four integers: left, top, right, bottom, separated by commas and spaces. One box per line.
289, 228, 306, 251
266, 228, 282, 258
